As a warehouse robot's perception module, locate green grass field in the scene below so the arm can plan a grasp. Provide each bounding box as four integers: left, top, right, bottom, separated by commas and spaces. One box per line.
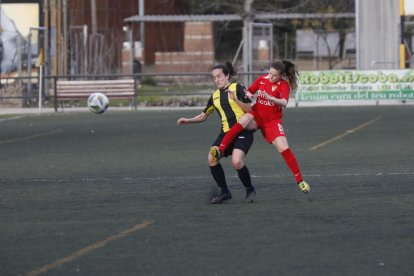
1, 106, 413, 275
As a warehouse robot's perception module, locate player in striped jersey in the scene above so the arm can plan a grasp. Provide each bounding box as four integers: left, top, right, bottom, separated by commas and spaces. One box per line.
177, 61, 256, 203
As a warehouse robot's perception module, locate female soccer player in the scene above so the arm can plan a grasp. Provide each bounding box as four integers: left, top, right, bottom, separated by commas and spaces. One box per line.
177, 61, 256, 203
210, 60, 311, 193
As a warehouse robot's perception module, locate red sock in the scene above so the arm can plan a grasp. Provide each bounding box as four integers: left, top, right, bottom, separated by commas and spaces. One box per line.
219, 123, 244, 152
280, 148, 303, 183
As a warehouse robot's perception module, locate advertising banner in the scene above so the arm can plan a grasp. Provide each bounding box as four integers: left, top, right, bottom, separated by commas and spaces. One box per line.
297, 70, 414, 102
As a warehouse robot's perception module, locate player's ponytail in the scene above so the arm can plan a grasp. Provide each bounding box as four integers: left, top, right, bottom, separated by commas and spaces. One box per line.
213, 61, 237, 79
271, 60, 299, 90
282, 60, 298, 90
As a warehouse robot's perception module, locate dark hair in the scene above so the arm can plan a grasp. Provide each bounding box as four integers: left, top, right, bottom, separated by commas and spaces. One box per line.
270, 60, 299, 90
213, 61, 237, 79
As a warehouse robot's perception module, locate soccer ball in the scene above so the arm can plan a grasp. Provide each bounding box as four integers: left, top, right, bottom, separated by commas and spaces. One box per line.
87, 93, 109, 114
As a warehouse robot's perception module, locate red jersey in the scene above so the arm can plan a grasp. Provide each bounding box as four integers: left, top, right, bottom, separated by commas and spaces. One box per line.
248, 74, 290, 122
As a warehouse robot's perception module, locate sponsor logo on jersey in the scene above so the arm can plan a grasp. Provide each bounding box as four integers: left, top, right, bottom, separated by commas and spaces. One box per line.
257, 98, 275, 106
257, 93, 275, 106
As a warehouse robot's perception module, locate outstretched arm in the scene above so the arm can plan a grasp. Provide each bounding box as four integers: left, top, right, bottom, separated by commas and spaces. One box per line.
177, 112, 208, 125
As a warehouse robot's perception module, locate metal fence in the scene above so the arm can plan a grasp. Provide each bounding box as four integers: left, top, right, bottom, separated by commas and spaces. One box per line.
0, 71, 266, 111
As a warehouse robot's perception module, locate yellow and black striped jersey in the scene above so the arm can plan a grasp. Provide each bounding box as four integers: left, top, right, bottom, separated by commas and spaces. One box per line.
203, 83, 251, 133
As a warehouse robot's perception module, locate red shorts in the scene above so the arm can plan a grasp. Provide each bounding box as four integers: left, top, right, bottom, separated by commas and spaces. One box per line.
249, 111, 285, 143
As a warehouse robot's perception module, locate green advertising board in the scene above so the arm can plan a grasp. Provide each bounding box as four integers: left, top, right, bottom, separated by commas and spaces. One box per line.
297, 70, 414, 101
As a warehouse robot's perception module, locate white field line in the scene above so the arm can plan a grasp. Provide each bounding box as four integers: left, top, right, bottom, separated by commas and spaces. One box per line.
0, 130, 62, 145
310, 116, 383, 150
26, 220, 154, 276
20, 171, 414, 184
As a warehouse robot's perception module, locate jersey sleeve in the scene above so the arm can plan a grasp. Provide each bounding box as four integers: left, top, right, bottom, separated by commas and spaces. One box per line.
247, 77, 261, 94
203, 95, 215, 115
235, 83, 251, 103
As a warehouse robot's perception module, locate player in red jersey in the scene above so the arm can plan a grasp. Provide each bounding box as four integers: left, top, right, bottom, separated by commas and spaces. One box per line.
210, 60, 311, 193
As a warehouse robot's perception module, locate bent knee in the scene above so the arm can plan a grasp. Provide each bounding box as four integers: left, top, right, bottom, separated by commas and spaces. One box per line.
231, 160, 244, 170
239, 113, 254, 127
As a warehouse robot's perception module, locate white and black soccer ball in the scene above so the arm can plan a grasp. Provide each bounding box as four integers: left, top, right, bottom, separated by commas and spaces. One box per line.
87, 92, 109, 114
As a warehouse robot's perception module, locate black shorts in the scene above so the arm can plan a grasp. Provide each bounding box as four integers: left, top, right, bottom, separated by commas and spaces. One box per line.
212, 130, 254, 157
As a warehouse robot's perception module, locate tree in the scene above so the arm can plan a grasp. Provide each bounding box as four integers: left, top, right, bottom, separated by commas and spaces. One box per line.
291, 1, 355, 69
180, 0, 355, 68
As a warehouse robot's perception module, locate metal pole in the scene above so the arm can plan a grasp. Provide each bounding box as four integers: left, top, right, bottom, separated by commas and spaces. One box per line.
139, 0, 145, 52
83, 25, 88, 74
28, 27, 47, 107
27, 32, 32, 102
400, 0, 406, 68
248, 22, 253, 84
270, 24, 273, 63
129, 24, 134, 74
284, 32, 288, 59
242, 26, 250, 85
54, 77, 58, 112
44, 27, 49, 100
242, 0, 254, 85
316, 32, 320, 70
38, 46, 45, 111
63, 0, 68, 75
38, 65, 43, 112
91, 0, 97, 34
355, 0, 360, 69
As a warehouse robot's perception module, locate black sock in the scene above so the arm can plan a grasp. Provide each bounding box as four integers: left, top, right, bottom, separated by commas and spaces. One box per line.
237, 165, 252, 189
210, 164, 229, 192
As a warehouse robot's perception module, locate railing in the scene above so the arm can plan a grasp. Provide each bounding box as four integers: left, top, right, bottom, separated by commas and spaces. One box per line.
2, 69, 413, 110
0, 71, 266, 111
